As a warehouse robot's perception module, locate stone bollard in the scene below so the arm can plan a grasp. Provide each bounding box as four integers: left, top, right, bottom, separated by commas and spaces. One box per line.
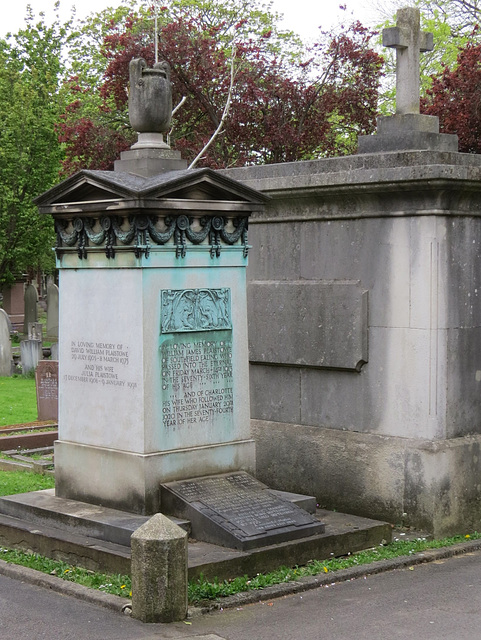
131, 513, 188, 623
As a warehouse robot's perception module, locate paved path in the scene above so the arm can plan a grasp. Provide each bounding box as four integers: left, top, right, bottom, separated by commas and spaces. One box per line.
2, 549, 481, 639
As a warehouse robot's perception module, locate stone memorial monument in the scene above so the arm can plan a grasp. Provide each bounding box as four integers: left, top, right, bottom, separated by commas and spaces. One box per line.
28, 322, 43, 342
33, 56, 326, 551
0, 309, 12, 377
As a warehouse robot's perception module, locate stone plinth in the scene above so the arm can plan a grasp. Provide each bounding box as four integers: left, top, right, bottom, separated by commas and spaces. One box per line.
36, 167, 266, 514
358, 114, 458, 154
114, 147, 187, 177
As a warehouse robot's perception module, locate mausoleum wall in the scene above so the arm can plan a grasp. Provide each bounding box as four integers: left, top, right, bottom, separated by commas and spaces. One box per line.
223, 149, 481, 535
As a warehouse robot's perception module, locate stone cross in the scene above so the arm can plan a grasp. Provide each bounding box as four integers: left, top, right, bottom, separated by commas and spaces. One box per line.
383, 7, 433, 115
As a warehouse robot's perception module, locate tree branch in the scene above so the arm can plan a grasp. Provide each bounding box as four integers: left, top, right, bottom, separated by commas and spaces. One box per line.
188, 43, 237, 169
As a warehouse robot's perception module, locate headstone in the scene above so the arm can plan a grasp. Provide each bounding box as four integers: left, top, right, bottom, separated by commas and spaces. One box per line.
1, 282, 24, 331
161, 472, 325, 550
28, 322, 43, 342
23, 284, 38, 336
0, 309, 12, 376
131, 514, 188, 623
35, 360, 59, 421
46, 283, 59, 341
20, 340, 42, 375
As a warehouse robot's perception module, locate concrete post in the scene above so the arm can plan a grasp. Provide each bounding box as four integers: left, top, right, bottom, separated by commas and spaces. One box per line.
131, 514, 188, 623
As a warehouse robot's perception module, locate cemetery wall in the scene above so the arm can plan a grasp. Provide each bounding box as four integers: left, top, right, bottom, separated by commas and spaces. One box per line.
223, 150, 481, 535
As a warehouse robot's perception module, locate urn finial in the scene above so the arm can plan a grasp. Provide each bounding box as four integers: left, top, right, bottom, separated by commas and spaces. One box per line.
128, 57, 173, 149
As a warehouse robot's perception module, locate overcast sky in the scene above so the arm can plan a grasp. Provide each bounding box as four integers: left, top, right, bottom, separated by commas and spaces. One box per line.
1, 0, 379, 41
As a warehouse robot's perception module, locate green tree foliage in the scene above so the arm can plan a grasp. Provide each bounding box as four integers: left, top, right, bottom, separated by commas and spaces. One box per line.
0, 11, 67, 286
421, 36, 481, 153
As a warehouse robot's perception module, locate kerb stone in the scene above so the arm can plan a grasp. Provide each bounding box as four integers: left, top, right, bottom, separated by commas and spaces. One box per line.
131, 514, 188, 623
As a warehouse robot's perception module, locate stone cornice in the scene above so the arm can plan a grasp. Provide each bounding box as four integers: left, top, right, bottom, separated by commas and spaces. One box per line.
221, 151, 481, 222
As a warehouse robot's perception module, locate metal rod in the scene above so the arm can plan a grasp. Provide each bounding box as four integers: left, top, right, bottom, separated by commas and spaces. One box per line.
154, 1, 158, 64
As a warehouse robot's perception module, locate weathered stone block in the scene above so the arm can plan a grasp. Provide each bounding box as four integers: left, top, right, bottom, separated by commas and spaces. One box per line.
20, 340, 42, 375
248, 280, 368, 371
131, 514, 187, 623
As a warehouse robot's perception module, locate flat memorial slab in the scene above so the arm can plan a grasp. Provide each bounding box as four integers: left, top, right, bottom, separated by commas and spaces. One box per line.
161, 472, 325, 550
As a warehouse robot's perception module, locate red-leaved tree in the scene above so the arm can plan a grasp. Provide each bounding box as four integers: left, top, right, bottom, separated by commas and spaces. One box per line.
421, 37, 481, 153
58, 8, 383, 174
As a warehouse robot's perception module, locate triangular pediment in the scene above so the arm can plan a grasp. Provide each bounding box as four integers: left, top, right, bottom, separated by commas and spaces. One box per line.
34, 172, 136, 207
35, 167, 268, 210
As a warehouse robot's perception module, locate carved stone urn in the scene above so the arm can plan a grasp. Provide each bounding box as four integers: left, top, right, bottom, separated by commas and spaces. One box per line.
128, 58, 172, 148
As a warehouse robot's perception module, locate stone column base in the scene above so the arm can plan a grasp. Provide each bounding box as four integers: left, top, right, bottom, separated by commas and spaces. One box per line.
54, 439, 256, 514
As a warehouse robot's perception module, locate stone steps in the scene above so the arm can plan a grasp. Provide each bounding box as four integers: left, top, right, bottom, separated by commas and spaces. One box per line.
0, 489, 392, 581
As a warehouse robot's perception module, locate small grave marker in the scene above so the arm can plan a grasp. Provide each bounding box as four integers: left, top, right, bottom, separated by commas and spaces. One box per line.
35, 360, 59, 421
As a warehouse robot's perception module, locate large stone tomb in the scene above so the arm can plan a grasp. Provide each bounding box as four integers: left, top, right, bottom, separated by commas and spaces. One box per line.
161, 472, 324, 550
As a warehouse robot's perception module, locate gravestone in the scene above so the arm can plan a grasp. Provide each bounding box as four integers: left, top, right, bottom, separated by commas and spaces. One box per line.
0, 309, 12, 376
20, 340, 42, 375
23, 284, 38, 336
1, 282, 24, 331
35, 360, 58, 421
46, 283, 59, 341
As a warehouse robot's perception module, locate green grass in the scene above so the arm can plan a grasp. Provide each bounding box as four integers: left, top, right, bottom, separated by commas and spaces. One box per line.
187, 532, 481, 604
0, 377, 37, 426
0, 469, 55, 495
0, 548, 132, 597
